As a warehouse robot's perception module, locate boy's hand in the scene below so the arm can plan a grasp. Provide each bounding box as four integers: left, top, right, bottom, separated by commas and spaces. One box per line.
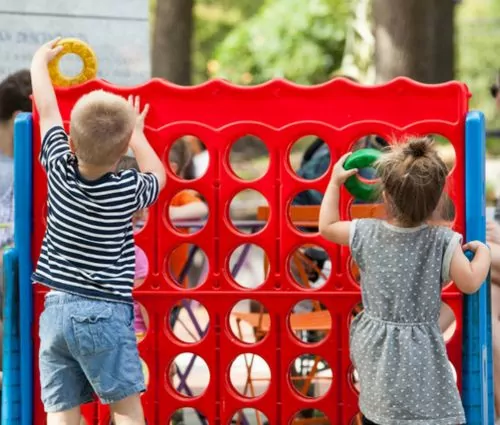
33, 38, 63, 65
128, 95, 150, 135
463, 241, 489, 253
330, 152, 358, 186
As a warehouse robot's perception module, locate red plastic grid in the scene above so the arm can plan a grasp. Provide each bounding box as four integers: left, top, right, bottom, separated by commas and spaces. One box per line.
30, 78, 469, 424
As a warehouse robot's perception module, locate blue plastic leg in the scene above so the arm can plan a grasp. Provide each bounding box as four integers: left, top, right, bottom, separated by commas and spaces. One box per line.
2, 249, 20, 425
13, 113, 33, 425
463, 110, 495, 424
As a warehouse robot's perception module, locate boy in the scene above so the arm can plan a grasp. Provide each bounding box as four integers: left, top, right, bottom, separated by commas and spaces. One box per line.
31, 39, 166, 425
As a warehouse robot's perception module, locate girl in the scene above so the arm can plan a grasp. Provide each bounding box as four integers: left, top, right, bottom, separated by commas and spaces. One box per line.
319, 137, 490, 425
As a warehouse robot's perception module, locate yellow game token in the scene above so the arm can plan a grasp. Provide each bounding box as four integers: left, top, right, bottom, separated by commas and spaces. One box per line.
48, 38, 98, 87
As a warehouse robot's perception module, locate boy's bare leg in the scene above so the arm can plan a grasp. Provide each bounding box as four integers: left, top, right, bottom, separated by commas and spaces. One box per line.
111, 394, 146, 425
47, 407, 81, 425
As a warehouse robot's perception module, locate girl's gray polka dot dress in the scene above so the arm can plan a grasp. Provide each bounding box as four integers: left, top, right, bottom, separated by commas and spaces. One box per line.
349, 219, 466, 425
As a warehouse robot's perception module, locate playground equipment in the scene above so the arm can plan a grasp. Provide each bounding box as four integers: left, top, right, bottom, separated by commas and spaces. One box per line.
0, 43, 494, 424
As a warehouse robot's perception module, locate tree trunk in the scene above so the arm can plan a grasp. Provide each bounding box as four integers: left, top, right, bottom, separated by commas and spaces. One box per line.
152, 0, 194, 85
373, 0, 455, 83
432, 0, 455, 83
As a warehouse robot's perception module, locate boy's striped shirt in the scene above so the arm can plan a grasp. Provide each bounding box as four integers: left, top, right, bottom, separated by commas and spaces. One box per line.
31, 126, 159, 303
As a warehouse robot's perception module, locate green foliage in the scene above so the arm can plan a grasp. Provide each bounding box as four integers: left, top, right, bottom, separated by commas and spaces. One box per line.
456, 0, 500, 153
210, 0, 350, 85
193, 0, 267, 83
150, 0, 266, 83
198, 0, 264, 18
193, 3, 242, 83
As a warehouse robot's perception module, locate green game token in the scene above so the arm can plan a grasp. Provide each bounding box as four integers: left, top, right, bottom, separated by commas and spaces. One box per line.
343, 148, 382, 201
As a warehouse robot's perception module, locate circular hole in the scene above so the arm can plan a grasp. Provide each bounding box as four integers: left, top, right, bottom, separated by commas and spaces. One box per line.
167, 190, 208, 233
349, 302, 364, 328
349, 413, 364, 425
169, 353, 210, 397
168, 136, 206, 180
229, 299, 270, 344
349, 257, 360, 285
141, 358, 150, 387
347, 134, 388, 205
134, 246, 149, 289
289, 135, 331, 180
230, 409, 269, 425
133, 208, 149, 234
428, 134, 456, 173
350, 366, 360, 393
288, 354, 332, 399
134, 302, 149, 342
229, 189, 269, 235
288, 245, 331, 290
351, 134, 389, 152
290, 409, 329, 424
229, 244, 269, 289
42, 202, 48, 227
229, 353, 271, 398
169, 299, 210, 344
289, 300, 331, 345
229, 134, 269, 181
290, 189, 324, 208
439, 303, 457, 343
169, 407, 208, 424
187, 136, 210, 179
449, 361, 458, 383
431, 192, 456, 225
349, 200, 387, 220
289, 191, 323, 232
167, 244, 208, 289
59, 53, 84, 78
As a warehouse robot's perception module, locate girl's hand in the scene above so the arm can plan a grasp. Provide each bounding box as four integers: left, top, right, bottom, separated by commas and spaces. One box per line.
331, 152, 358, 186
463, 240, 489, 253
128, 95, 149, 134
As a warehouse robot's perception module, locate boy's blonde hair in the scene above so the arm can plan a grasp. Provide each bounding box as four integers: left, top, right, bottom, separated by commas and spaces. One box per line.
70, 90, 135, 166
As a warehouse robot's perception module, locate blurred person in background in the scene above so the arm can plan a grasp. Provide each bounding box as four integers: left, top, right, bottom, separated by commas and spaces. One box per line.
0, 69, 32, 409
487, 70, 500, 422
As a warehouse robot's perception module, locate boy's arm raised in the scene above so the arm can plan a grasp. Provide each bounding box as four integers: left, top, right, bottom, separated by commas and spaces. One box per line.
31, 39, 64, 137
128, 96, 166, 190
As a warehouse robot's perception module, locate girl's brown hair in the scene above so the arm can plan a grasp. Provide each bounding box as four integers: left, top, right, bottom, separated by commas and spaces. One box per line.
377, 136, 448, 227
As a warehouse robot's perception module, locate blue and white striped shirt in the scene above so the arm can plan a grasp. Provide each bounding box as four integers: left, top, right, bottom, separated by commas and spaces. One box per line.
32, 126, 159, 303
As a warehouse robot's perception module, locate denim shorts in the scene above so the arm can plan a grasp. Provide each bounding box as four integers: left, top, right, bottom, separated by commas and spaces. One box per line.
38, 292, 145, 412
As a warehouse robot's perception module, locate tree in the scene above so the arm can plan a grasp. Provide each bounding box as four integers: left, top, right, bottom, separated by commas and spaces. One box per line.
152, 0, 194, 85
210, 0, 349, 85
456, 0, 500, 149
372, 0, 455, 83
